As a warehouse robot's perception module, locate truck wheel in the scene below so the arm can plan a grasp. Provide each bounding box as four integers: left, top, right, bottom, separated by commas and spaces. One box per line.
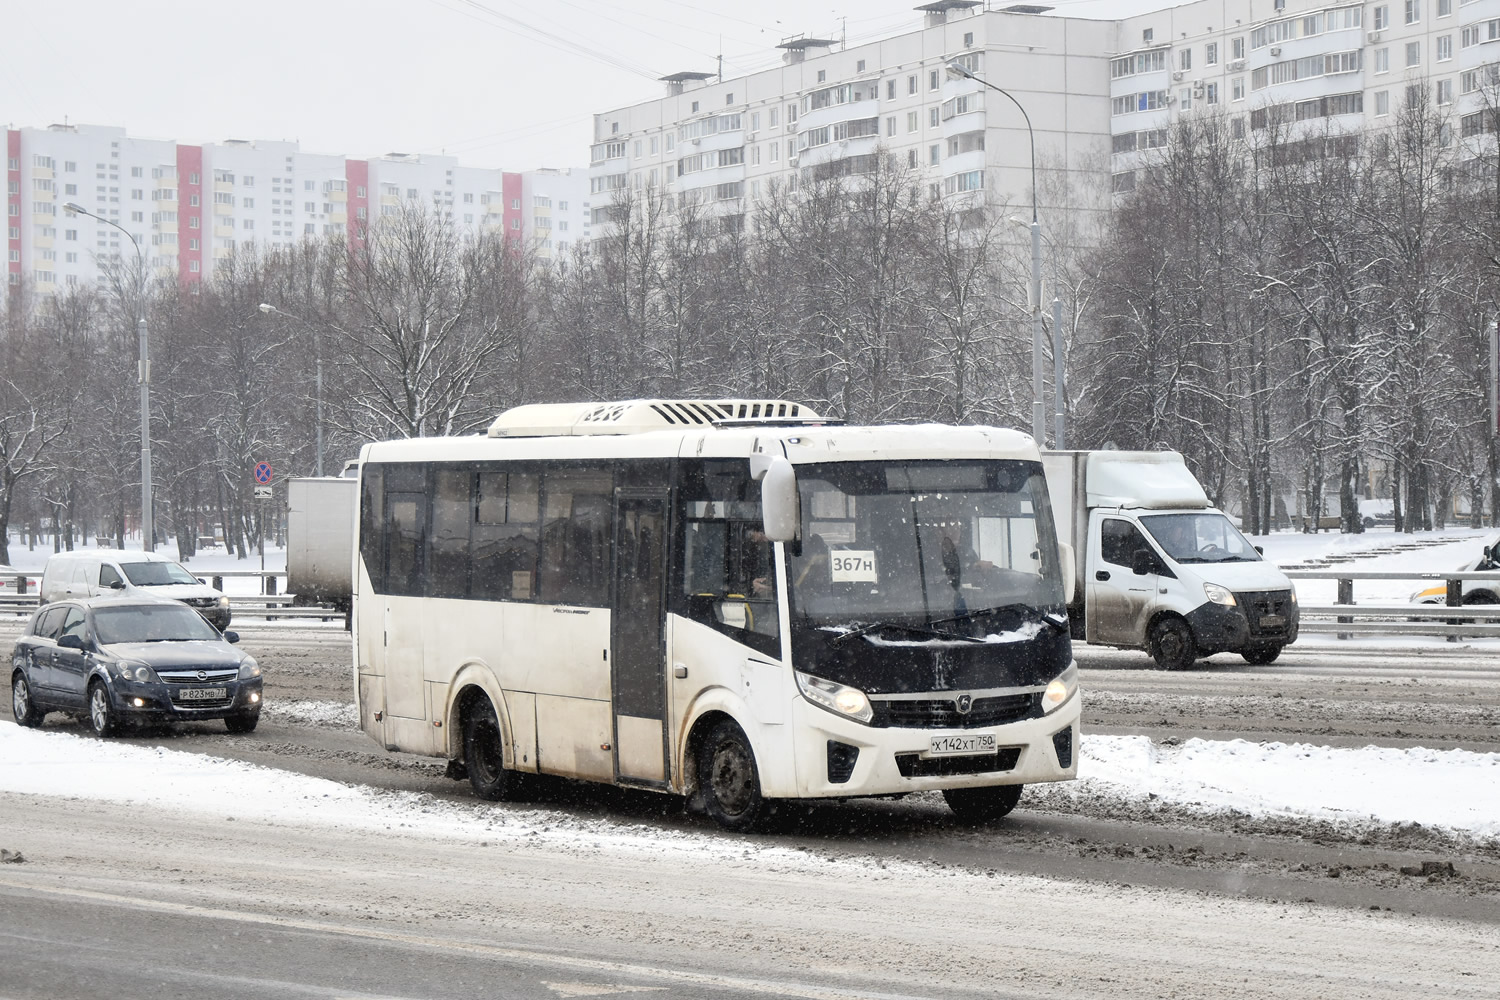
943, 784, 1023, 824
1242, 644, 1282, 665
697, 719, 769, 832
1149, 617, 1197, 671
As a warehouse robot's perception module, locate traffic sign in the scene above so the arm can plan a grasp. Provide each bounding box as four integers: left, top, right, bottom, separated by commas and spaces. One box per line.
254, 462, 273, 484
253, 485, 272, 500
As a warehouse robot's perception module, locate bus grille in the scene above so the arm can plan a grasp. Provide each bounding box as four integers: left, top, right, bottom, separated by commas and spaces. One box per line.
871, 693, 1036, 730
895, 746, 1022, 778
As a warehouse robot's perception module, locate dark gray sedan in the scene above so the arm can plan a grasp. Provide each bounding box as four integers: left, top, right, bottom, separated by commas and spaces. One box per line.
10, 596, 263, 736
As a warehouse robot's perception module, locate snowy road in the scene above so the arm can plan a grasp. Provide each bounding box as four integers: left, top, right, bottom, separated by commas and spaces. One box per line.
3, 619, 1499, 997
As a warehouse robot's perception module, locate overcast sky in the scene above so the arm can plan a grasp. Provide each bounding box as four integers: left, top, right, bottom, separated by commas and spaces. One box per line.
4, 0, 1138, 171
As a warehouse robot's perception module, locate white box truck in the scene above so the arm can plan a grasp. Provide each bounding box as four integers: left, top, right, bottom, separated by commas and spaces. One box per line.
1042, 450, 1298, 669
286, 475, 358, 620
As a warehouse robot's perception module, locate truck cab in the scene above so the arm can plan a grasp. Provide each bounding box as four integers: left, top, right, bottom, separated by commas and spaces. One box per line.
1044, 451, 1298, 669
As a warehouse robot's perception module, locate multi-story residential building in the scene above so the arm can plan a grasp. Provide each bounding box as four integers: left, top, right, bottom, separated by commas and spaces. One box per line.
3, 123, 588, 304
588, 0, 1500, 228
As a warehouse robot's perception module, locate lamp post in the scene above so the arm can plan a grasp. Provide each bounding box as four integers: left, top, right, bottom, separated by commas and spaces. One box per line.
65, 202, 154, 550
946, 61, 1046, 446
258, 303, 323, 477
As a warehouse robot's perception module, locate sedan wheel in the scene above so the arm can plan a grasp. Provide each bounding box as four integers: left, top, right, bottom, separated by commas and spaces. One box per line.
88, 682, 118, 737
12, 672, 44, 728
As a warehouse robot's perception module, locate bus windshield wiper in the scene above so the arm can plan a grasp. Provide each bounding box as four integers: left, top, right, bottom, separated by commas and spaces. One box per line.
929, 603, 1069, 633
830, 620, 984, 645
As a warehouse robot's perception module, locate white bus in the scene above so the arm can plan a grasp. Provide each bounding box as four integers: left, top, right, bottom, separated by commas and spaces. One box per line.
353, 399, 1081, 830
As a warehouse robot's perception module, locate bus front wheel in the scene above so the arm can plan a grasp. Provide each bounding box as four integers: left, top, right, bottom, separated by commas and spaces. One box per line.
464, 697, 523, 802
697, 719, 768, 832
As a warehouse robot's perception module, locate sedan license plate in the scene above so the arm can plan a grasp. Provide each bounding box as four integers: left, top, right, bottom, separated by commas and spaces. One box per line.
928, 733, 997, 757
178, 686, 227, 701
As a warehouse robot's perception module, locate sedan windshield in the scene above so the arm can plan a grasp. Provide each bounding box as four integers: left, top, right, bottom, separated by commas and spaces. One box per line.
94, 605, 221, 644
1140, 512, 1261, 563
120, 561, 199, 586
787, 460, 1066, 625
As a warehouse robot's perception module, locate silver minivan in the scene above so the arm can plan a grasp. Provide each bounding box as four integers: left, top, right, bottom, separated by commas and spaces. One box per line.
39, 550, 231, 630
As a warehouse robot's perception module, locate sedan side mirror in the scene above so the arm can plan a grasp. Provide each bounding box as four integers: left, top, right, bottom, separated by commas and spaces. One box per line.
223, 630, 240, 644
57, 633, 86, 650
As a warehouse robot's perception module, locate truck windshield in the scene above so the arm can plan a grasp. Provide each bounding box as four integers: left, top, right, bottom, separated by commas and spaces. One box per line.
1140, 512, 1261, 564
786, 460, 1065, 626
120, 561, 200, 586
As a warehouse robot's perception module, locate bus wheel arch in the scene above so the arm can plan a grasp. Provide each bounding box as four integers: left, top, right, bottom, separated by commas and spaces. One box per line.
689, 713, 770, 832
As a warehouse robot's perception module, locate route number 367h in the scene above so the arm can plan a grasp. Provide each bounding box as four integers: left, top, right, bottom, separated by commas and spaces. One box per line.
830, 550, 878, 583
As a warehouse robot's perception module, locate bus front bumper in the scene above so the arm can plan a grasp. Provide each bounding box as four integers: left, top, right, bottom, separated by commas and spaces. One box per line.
784, 691, 1082, 799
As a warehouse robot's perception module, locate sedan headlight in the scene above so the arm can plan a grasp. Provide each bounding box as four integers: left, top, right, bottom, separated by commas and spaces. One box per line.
1203, 583, 1237, 606
795, 671, 873, 724
113, 660, 160, 684
238, 658, 261, 680
1042, 662, 1078, 714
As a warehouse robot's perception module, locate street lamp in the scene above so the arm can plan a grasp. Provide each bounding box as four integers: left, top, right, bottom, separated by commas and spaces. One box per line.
946, 61, 1046, 446
65, 202, 154, 550
1009, 216, 1068, 450
258, 303, 323, 477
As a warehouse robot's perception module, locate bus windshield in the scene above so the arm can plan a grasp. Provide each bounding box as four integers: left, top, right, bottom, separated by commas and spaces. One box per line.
786, 460, 1065, 626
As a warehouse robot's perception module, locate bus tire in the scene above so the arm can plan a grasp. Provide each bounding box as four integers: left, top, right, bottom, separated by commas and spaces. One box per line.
697, 719, 768, 832
943, 783, 1023, 824
464, 697, 522, 802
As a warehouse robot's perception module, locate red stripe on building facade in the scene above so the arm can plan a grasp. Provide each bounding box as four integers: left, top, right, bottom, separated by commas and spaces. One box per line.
7, 130, 21, 283
502, 171, 523, 252
176, 145, 203, 283
345, 159, 369, 247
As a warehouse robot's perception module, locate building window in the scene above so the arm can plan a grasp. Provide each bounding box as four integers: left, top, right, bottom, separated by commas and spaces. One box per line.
1406, 41, 1421, 66
908, 74, 917, 94
817, 70, 826, 83
1438, 78, 1454, 103
907, 149, 917, 167
1206, 82, 1219, 104
1206, 42, 1218, 65
929, 107, 940, 127
886, 116, 896, 136
1232, 77, 1245, 101
907, 111, 918, 132
1404, 0, 1420, 24
1374, 5, 1388, 29
929, 144, 940, 165
1232, 36, 1244, 60
1180, 48, 1192, 70
929, 69, 940, 90
856, 59, 866, 72
1375, 48, 1389, 73
1437, 35, 1452, 60
1375, 90, 1390, 115
1143, 28, 1153, 42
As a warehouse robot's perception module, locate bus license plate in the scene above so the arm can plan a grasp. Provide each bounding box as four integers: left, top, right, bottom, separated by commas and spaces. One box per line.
929, 734, 997, 756
179, 687, 226, 701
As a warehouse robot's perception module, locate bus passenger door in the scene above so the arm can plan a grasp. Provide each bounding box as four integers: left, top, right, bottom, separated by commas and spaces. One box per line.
611, 491, 670, 786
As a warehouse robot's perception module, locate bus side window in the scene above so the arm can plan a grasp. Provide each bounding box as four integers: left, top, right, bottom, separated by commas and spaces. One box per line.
473, 470, 539, 601
538, 470, 612, 607
429, 468, 472, 599
359, 464, 385, 592
385, 494, 427, 597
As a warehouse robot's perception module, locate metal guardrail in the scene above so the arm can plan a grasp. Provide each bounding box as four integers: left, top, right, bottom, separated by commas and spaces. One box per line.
1288, 569, 1500, 640
0, 593, 342, 621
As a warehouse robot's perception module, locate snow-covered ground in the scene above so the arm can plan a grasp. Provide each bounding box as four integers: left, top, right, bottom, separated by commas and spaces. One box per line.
1253, 527, 1495, 605
2, 712, 1496, 847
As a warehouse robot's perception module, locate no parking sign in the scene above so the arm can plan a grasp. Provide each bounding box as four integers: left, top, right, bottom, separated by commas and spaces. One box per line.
254, 462, 273, 485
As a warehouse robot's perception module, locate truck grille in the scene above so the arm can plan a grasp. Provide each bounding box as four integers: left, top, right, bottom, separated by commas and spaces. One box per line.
1237, 590, 1295, 638
870, 693, 1037, 730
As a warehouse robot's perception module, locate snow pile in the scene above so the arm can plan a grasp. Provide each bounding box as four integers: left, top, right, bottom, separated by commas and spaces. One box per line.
1069, 735, 1500, 841
3, 721, 1496, 846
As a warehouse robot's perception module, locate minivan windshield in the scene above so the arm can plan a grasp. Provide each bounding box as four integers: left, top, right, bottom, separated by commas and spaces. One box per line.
120, 561, 199, 586
1140, 512, 1261, 564
787, 460, 1065, 625
94, 604, 221, 644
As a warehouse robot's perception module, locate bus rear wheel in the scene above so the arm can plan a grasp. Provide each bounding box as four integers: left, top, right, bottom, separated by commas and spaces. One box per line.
698, 719, 768, 833
464, 697, 524, 802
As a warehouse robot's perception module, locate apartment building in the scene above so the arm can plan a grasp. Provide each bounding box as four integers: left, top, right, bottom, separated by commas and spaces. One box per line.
589, 0, 1500, 226
4, 123, 589, 304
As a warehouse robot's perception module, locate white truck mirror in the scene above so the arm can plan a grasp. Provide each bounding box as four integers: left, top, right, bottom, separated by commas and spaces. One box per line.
758, 456, 799, 543
1058, 540, 1075, 605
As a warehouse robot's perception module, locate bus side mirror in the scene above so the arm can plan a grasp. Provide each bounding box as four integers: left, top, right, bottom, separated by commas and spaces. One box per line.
752, 454, 799, 543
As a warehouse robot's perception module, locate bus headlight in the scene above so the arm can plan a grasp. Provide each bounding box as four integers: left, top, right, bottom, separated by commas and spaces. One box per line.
1203, 583, 1237, 606
1042, 663, 1078, 715
795, 671, 873, 724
